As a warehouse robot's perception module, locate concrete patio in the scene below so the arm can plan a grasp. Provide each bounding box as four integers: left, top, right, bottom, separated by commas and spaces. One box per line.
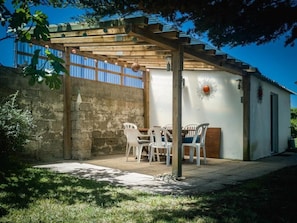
36, 151, 297, 195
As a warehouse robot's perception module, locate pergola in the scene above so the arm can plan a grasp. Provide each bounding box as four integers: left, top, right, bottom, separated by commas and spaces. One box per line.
41, 15, 257, 177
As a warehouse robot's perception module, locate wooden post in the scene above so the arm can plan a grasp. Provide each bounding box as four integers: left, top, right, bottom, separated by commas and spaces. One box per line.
171, 44, 183, 178
63, 47, 72, 159
143, 70, 150, 128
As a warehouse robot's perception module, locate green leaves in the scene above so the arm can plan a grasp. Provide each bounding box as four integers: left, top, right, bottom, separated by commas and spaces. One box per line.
32, 10, 50, 41
1, 1, 68, 89
23, 48, 68, 90
291, 108, 297, 138
10, 8, 50, 41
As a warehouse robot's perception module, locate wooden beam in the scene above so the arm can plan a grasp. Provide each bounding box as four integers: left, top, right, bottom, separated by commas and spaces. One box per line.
215, 54, 228, 60
205, 49, 216, 55
184, 45, 244, 75
122, 58, 213, 69
179, 36, 191, 44
30, 39, 65, 51
50, 35, 136, 44
191, 44, 205, 51
79, 45, 161, 52
119, 56, 165, 61
227, 58, 236, 64
143, 70, 150, 128
239, 63, 250, 70
63, 41, 149, 47
50, 27, 127, 38
147, 23, 163, 32
126, 24, 179, 51
156, 31, 179, 39
92, 49, 169, 56
183, 62, 215, 69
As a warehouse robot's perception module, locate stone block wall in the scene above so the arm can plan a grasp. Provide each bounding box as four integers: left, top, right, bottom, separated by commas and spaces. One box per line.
0, 66, 145, 161
0, 66, 64, 161
71, 77, 145, 158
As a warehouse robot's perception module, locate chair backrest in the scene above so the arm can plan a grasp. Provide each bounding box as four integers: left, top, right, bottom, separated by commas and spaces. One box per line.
124, 128, 140, 146
183, 124, 199, 137
148, 126, 172, 147
192, 123, 209, 145
163, 124, 172, 131
123, 122, 138, 129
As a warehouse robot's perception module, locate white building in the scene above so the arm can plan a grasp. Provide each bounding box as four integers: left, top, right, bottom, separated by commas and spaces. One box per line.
149, 69, 293, 160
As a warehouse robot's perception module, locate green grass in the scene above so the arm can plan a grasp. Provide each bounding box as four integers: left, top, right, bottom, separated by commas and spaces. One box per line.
1, 158, 297, 223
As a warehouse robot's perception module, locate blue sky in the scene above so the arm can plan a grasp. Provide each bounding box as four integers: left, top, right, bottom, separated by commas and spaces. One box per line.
222, 40, 297, 108
1, 5, 297, 107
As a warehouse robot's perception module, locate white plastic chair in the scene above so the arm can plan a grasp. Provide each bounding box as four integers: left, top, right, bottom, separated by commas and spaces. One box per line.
182, 123, 209, 166
183, 124, 199, 137
123, 122, 138, 129
124, 128, 150, 163
123, 122, 138, 156
148, 126, 172, 166
163, 124, 172, 130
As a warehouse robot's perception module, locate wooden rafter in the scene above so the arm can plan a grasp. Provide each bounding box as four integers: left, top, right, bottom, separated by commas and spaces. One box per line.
50, 35, 136, 44
93, 49, 169, 56
79, 45, 162, 52
63, 41, 149, 47
50, 27, 127, 38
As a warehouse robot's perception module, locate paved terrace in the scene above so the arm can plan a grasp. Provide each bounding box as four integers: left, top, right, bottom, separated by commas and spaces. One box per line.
36, 152, 297, 195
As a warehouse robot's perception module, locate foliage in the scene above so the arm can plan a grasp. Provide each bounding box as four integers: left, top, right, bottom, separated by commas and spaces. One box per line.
0, 0, 70, 42
1, 163, 297, 222
76, 0, 297, 48
0, 0, 68, 89
0, 91, 35, 156
22, 48, 66, 89
291, 108, 297, 138
1, 0, 296, 88
5, 2, 49, 42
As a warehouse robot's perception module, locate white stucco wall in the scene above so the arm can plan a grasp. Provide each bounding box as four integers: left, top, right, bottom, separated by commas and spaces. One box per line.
149, 69, 291, 161
249, 75, 291, 160
149, 69, 244, 160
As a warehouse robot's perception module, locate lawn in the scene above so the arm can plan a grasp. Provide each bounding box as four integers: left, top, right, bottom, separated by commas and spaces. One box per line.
1, 157, 297, 223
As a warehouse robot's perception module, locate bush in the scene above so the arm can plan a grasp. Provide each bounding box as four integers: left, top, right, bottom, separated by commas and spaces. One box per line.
0, 91, 35, 156
291, 108, 297, 138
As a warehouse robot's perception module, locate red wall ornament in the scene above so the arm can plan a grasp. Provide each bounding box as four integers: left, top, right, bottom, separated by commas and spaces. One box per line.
197, 79, 217, 100
203, 85, 211, 94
